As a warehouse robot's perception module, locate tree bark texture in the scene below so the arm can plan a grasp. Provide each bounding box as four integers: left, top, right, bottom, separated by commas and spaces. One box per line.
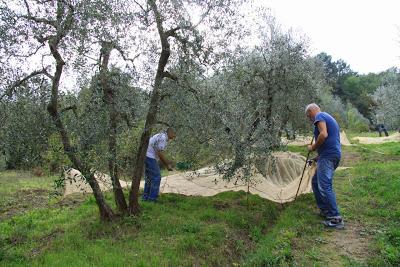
100, 41, 128, 213
128, 0, 171, 215
45, 3, 114, 221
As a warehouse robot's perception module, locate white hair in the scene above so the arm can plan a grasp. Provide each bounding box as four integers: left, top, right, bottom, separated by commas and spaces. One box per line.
305, 103, 320, 113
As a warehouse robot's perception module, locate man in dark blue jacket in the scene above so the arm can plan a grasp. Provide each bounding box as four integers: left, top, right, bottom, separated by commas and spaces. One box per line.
376, 124, 389, 137
305, 103, 344, 229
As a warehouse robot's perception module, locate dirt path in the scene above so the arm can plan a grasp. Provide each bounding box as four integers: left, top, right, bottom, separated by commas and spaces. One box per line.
319, 221, 373, 265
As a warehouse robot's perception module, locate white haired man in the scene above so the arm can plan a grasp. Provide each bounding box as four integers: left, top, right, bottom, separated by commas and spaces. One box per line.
305, 103, 344, 229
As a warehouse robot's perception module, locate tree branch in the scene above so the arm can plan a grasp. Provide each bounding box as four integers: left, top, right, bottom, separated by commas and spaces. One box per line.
10, 43, 46, 58
1, 69, 50, 100
192, 3, 213, 29
115, 45, 140, 65
22, 0, 57, 28
133, 0, 149, 14
165, 27, 181, 37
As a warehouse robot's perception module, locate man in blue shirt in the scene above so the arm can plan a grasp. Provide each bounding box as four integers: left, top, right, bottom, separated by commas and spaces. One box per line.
305, 103, 344, 229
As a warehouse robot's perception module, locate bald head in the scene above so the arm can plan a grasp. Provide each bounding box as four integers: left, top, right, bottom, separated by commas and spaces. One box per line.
166, 127, 176, 140
305, 103, 321, 122
305, 103, 320, 114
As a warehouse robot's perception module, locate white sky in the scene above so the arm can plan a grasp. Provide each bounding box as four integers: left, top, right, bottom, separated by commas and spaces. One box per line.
257, 0, 400, 74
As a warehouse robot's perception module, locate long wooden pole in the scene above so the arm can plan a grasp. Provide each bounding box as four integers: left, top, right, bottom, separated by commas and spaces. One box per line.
294, 136, 314, 201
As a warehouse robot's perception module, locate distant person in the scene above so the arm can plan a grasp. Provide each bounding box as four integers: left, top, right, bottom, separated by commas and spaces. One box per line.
305, 103, 344, 229
376, 124, 389, 137
142, 128, 176, 202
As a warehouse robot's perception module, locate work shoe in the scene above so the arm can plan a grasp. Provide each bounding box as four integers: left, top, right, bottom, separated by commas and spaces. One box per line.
322, 216, 344, 229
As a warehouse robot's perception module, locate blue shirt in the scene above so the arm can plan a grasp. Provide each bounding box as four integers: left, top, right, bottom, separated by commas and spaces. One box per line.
313, 112, 341, 160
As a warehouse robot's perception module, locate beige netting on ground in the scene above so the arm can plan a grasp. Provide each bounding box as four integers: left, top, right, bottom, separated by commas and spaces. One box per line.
63, 168, 131, 196
64, 152, 316, 203
281, 135, 313, 146
340, 131, 351, 146
282, 131, 351, 146
158, 152, 316, 203
352, 132, 400, 144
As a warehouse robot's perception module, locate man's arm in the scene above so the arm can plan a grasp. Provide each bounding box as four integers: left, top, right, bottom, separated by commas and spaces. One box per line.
157, 150, 173, 171
308, 121, 328, 151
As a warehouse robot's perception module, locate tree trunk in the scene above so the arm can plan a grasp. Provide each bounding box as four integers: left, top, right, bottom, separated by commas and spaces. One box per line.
128, 0, 172, 215
47, 34, 114, 221
100, 42, 128, 213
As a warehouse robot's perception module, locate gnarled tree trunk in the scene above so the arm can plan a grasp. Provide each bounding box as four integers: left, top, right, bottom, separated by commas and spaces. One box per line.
46, 3, 114, 221
99, 41, 128, 213
128, 0, 173, 215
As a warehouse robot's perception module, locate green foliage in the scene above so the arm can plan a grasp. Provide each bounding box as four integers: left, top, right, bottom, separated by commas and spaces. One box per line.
50, 69, 149, 174
116, 121, 146, 174
42, 134, 71, 173
372, 68, 400, 129
342, 74, 380, 121
318, 85, 347, 126
318, 85, 370, 131
0, 85, 53, 169
0, 154, 6, 171
315, 52, 387, 123
161, 18, 320, 180
345, 103, 370, 131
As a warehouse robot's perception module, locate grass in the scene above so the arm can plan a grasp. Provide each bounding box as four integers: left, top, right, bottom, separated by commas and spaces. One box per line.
0, 171, 58, 220
0, 187, 280, 266
0, 171, 55, 196
283, 141, 400, 266
335, 159, 400, 266
1, 141, 400, 266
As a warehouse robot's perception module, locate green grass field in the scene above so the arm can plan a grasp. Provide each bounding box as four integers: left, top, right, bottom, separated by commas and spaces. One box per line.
1, 139, 399, 266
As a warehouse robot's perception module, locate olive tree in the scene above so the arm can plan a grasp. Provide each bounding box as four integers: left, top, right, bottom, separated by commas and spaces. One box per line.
159, 16, 320, 184
0, 78, 53, 169
0, 0, 246, 218
0, 0, 117, 220
126, 0, 245, 214
372, 68, 400, 130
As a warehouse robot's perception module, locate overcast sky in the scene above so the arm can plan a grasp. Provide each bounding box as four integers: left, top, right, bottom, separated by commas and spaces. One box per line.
257, 0, 400, 74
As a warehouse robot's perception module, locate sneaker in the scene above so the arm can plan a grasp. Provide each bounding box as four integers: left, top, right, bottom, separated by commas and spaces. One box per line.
322, 217, 344, 229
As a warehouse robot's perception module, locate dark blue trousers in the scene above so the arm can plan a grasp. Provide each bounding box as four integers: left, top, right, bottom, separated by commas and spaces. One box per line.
142, 157, 161, 201
311, 158, 341, 217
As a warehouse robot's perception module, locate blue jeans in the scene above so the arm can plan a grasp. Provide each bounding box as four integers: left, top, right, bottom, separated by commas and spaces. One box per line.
311, 158, 340, 217
142, 157, 161, 201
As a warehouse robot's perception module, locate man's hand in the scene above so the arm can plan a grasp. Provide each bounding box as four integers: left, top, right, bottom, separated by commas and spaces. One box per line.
307, 144, 315, 152
167, 160, 175, 171
307, 156, 318, 166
